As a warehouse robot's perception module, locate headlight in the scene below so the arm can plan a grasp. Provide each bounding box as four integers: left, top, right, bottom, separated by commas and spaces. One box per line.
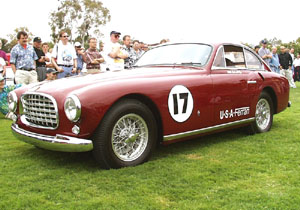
8, 91, 18, 113
64, 95, 81, 122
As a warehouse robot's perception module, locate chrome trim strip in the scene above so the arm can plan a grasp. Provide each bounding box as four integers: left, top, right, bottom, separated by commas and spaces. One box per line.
247, 81, 257, 84
20, 92, 59, 130
163, 118, 255, 141
11, 123, 93, 152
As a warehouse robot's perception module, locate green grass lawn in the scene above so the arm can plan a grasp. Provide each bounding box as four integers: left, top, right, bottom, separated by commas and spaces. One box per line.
1, 86, 300, 210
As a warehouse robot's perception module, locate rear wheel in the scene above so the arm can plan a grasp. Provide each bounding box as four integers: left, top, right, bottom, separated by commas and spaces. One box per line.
248, 91, 274, 134
92, 99, 157, 169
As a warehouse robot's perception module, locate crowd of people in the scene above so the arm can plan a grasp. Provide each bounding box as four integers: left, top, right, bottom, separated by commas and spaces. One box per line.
0, 31, 299, 118
0, 30, 166, 85
257, 39, 298, 88
0, 30, 168, 118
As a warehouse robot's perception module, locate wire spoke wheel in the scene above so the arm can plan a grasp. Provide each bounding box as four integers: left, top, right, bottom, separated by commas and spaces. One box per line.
255, 98, 271, 131
112, 114, 149, 162
92, 99, 157, 169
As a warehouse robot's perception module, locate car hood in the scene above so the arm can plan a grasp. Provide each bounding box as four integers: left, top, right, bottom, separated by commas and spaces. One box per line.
25, 66, 202, 95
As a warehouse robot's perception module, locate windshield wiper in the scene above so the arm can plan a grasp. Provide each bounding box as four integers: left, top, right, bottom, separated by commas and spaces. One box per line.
178, 62, 202, 66
133, 63, 176, 68
133, 63, 202, 68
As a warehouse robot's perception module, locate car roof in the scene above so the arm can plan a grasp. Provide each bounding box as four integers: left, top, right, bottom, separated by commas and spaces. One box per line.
156, 42, 252, 52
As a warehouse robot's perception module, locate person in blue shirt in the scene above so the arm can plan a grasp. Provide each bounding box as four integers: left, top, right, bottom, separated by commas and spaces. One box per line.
10, 31, 38, 85
0, 75, 21, 118
74, 42, 84, 74
269, 47, 280, 73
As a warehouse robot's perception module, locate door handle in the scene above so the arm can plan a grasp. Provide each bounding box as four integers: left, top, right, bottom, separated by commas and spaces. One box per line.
247, 81, 257, 84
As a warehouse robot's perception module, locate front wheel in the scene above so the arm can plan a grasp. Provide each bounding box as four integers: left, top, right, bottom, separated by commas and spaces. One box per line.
92, 99, 157, 169
248, 91, 274, 134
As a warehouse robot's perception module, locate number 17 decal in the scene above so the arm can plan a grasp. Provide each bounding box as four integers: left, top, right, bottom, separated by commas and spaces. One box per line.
168, 85, 194, 122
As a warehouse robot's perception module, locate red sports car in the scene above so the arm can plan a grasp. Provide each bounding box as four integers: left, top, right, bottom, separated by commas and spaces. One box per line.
9, 43, 290, 169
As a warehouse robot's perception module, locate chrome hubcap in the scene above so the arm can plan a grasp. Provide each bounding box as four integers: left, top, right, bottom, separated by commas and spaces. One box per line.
255, 98, 271, 130
111, 114, 148, 162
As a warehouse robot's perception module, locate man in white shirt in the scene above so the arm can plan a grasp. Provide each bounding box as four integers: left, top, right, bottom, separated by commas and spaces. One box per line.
51, 31, 77, 79
42, 43, 54, 69
102, 31, 128, 71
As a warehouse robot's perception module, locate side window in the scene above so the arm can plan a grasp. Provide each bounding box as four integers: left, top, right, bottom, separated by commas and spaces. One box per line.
212, 46, 225, 68
224, 45, 246, 68
244, 49, 263, 70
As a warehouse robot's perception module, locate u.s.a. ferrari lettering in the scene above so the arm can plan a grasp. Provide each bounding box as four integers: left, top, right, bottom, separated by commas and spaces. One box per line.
220, 107, 250, 120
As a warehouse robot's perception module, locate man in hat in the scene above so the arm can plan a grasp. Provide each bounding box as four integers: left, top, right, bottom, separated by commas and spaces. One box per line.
0, 75, 21, 118
45, 68, 58, 81
10, 31, 38, 85
102, 31, 128, 71
258, 40, 272, 65
33, 37, 49, 81
74, 42, 85, 74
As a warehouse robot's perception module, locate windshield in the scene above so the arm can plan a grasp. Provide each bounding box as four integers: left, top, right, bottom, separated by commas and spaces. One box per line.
135, 43, 212, 67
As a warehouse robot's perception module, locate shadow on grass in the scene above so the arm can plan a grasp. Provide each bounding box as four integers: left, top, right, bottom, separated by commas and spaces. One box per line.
19, 147, 99, 170
17, 126, 249, 171
153, 127, 248, 159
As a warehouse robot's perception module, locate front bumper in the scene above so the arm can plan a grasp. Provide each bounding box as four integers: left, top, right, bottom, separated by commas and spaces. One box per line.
11, 123, 93, 152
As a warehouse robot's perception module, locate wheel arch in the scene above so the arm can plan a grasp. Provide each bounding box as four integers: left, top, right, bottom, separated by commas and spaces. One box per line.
105, 93, 164, 145
262, 86, 278, 114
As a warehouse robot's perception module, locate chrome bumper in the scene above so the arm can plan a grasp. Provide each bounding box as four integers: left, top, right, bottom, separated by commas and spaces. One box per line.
11, 123, 93, 152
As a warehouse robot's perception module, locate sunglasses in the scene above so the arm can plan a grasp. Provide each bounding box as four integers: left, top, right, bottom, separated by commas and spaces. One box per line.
114, 34, 120, 38
62, 35, 69, 38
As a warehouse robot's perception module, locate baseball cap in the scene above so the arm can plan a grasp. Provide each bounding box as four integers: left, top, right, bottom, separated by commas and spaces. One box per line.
74, 42, 81, 47
46, 69, 58, 74
261, 40, 268, 44
0, 75, 4, 82
33, 37, 42, 43
110, 31, 121, 36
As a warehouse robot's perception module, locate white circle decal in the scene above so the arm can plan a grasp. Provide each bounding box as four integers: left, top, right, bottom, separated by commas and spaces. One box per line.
168, 85, 194, 123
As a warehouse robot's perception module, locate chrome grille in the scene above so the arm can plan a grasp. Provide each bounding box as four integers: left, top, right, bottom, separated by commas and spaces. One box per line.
21, 93, 59, 129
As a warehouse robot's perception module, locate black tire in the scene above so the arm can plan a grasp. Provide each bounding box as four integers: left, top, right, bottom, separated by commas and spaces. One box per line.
92, 99, 157, 169
247, 91, 274, 134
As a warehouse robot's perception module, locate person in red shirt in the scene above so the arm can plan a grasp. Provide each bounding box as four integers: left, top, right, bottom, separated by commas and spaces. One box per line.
83, 38, 104, 74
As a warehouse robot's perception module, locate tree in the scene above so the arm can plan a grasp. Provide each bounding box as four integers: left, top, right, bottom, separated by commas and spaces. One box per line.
266, 37, 282, 47
241, 42, 253, 48
0, 38, 9, 53
6, 27, 34, 52
49, 0, 111, 45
